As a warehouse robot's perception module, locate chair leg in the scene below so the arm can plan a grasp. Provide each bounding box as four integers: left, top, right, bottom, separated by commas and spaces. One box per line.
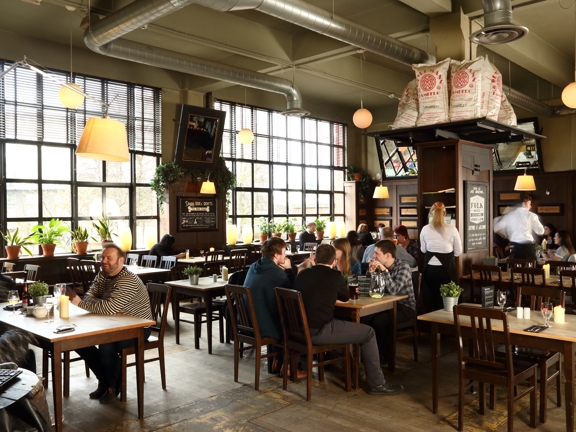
344, 346, 351, 392
239, 342, 244, 358
159, 346, 167, 391
508, 386, 515, 432
412, 320, 419, 362
529, 373, 537, 428
254, 343, 261, 391
318, 352, 325, 382
233, 340, 239, 383
306, 352, 313, 402
42, 350, 49, 388
479, 382, 485, 415
539, 364, 548, 424
120, 350, 128, 402
282, 348, 289, 391
219, 310, 224, 344
63, 352, 70, 398
458, 374, 464, 432
489, 384, 496, 410
194, 311, 201, 349
556, 359, 562, 408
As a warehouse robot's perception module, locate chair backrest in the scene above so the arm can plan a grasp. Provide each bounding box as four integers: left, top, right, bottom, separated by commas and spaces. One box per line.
510, 267, 545, 286
228, 269, 248, 286
126, 253, 139, 266
79, 259, 101, 291
411, 271, 422, 313
548, 261, 576, 275
159, 256, 177, 269
170, 264, 187, 281
23, 264, 40, 281
453, 305, 512, 373
146, 283, 171, 340
471, 264, 502, 288
225, 284, 260, 340
507, 258, 536, 269
205, 250, 225, 262
2, 262, 15, 273
67, 257, 82, 286
203, 261, 220, 277
228, 248, 248, 273
560, 269, 576, 288
516, 285, 565, 311
141, 255, 157, 268
3, 271, 27, 281
303, 242, 317, 252
274, 287, 312, 350
569, 254, 576, 263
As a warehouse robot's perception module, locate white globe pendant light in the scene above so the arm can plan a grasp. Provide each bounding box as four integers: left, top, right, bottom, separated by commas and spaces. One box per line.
352, 50, 372, 129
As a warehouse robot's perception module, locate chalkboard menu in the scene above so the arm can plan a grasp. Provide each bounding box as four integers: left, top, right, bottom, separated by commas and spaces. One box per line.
464, 181, 489, 252
178, 197, 218, 231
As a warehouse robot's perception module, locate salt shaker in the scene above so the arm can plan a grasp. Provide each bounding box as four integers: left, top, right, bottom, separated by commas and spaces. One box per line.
213, 274, 218, 282
523, 307, 531, 319
516, 307, 523, 319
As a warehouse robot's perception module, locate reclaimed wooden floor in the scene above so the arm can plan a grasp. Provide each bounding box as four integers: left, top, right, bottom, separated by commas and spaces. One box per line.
35, 316, 567, 431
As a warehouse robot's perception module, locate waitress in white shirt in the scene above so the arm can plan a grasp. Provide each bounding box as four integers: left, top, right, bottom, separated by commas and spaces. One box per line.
420, 202, 462, 310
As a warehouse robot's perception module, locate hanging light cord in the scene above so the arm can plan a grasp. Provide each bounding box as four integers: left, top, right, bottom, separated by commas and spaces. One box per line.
69, 10, 73, 81
360, 52, 364, 109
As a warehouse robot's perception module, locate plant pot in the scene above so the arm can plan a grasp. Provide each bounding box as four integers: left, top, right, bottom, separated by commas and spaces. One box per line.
75, 241, 89, 255
41, 244, 56, 257
259, 234, 268, 243
101, 240, 114, 248
443, 296, 459, 312
5, 245, 21, 260
316, 231, 325, 240
288, 232, 297, 242
353, 172, 362, 181
189, 274, 200, 285
33, 296, 45, 306
482, 257, 498, 267
273, 232, 282, 238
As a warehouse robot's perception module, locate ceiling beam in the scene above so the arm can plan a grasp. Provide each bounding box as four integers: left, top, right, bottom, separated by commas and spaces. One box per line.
398, 0, 451, 17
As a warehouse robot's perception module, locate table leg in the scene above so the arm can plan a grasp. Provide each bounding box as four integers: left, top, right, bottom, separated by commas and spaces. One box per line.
564, 341, 575, 432
431, 322, 439, 414
205, 292, 213, 354
388, 302, 397, 373
351, 309, 360, 389
51, 343, 63, 432
173, 288, 180, 344
136, 329, 145, 420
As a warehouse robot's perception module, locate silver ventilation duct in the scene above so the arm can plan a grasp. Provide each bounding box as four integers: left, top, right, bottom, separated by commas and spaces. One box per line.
470, 0, 529, 45
84, 0, 309, 116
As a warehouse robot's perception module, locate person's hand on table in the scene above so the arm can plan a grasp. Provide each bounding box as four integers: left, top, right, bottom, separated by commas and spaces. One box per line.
65, 286, 81, 306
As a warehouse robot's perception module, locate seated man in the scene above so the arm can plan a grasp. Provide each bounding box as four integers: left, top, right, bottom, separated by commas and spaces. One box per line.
365, 240, 416, 362
299, 222, 317, 251
293, 244, 403, 395
363, 228, 416, 268
66, 244, 153, 403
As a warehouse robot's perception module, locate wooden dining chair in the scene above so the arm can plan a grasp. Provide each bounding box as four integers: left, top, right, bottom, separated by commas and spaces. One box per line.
506, 258, 536, 270
120, 283, 171, 402
205, 250, 225, 262
228, 248, 248, 273
303, 242, 317, 252
453, 305, 537, 432
510, 267, 545, 292
396, 272, 421, 362
274, 287, 351, 402
470, 264, 502, 304
559, 269, 576, 309
225, 284, 280, 390
2, 262, 15, 273
140, 255, 157, 268
126, 253, 140, 266
67, 257, 85, 295
78, 260, 101, 292
23, 264, 40, 282
548, 260, 576, 275
159, 256, 177, 269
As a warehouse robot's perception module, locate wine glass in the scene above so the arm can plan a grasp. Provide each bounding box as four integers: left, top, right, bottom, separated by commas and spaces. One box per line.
7, 290, 19, 317
44, 297, 54, 323
541, 301, 553, 328
54, 283, 65, 310
496, 290, 507, 312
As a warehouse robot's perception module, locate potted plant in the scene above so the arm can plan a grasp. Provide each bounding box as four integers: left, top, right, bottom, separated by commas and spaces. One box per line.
28, 280, 49, 306
439, 281, 464, 312
183, 265, 203, 285
71, 226, 90, 255
29, 218, 70, 257
346, 166, 372, 200
92, 214, 117, 246
270, 221, 281, 238
482, 255, 498, 266
257, 219, 274, 243
314, 217, 328, 240
150, 161, 186, 210
1, 228, 34, 259
279, 218, 298, 242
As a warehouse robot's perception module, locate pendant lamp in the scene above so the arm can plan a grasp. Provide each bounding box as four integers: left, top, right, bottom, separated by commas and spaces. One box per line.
562, 7, 576, 108
514, 168, 536, 191
59, 7, 85, 109
238, 87, 254, 144
373, 171, 389, 199
76, 116, 129, 162
353, 51, 373, 129
200, 173, 216, 194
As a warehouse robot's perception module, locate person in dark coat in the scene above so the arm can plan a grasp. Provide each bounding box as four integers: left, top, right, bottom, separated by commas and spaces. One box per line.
299, 222, 317, 250
357, 223, 374, 247
149, 234, 185, 259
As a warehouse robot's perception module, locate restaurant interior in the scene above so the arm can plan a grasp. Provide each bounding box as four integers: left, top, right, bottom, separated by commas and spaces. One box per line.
1, 0, 576, 431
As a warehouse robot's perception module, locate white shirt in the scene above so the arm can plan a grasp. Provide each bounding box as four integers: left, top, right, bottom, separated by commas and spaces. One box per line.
420, 224, 462, 266
493, 207, 544, 244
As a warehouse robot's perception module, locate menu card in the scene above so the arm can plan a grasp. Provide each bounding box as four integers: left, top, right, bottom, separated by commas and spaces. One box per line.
481, 286, 494, 309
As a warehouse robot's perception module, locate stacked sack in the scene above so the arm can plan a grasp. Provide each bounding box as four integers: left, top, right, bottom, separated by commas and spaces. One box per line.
392, 56, 516, 129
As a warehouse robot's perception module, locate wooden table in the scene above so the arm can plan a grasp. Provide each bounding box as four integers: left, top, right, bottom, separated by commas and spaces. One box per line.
126, 266, 171, 280
0, 304, 154, 432
334, 294, 407, 388
178, 250, 310, 266
418, 304, 576, 432
165, 277, 227, 352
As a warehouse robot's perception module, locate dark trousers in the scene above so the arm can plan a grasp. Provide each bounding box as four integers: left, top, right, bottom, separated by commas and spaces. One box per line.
310, 319, 385, 388
363, 304, 415, 356
510, 242, 537, 260
76, 327, 151, 390
424, 264, 451, 310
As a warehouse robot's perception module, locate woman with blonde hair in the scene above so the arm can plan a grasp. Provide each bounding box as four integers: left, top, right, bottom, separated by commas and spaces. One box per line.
357, 223, 374, 247
332, 238, 361, 276
419, 202, 462, 310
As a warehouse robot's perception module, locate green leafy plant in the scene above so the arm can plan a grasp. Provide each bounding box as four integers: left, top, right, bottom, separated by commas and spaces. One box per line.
183, 265, 203, 276
314, 217, 329, 232
29, 218, 70, 245
346, 165, 371, 200
278, 218, 298, 234
150, 161, 186, 209
439, 281, 464, 298
92, 214, 117, 242
258, 219, 276, 235
28, 281, 49, 297
70, 227, 89, 242
1, 228, 34, 255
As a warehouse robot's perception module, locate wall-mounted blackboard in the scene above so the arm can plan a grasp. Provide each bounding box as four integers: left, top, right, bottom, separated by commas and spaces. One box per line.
178, 197, 218, 231
464, 181, 489, 252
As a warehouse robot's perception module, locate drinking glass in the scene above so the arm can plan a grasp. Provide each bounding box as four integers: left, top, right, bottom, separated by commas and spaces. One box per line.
200, 250, 205, 258
541, 302, 553, 327
7, 290, 19, 317
54, 283, 65, 309
44, 297, 54, 323
496, 290, 507, 312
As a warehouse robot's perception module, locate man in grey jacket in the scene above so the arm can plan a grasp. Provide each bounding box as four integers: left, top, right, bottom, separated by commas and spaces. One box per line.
363, 228, 416, 267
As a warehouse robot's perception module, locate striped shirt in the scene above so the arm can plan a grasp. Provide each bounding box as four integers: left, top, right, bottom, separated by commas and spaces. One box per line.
78, 267, 153, 321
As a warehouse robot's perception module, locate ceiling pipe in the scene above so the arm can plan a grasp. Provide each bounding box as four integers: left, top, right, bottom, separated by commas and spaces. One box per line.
470, 0, 529, 45
84, 0, 309, 115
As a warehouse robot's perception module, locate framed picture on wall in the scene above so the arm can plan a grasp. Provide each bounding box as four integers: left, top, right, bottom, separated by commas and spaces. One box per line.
400, 220, 418, 227
400, 207, 417, 216
498, 191, 521, 201
178, 197, 218, 232
374, 207, 392, 217
536, 205, 563, 215
400, 195, 417, 204
374, 220, 391, 228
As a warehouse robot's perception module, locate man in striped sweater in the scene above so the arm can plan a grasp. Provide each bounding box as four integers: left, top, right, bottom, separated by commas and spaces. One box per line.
68, 244, 152, 403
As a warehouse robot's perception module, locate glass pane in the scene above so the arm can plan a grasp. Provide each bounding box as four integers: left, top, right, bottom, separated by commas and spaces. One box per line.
288, 191, 302, 214
304, 118, 317, 141
236, 162, 252, 188
287, 116, 302, 139
305, 167, 317, 190
305, 193, 317, 215
273, 190, 286, 215
106, 188, 130, 217
333, 145, 344, 167
42, 184, 71, 218
273, 165, 286, 189
136, 187, 157, 216
6, 183, 38, 218
318, 194, 330, 215
318, 145, 330, 166
7, 221, 37, 243
136, 219, 158, 249
287, 166, 302, 189
287, 140, 302, 164
76, 157, 103, 182
272, 112, 286, 137
254, 192, 268, 215
255, 136, 268, 161
255, 109, 269, 135
254, 163, 269, 188
272, 139, 287, 162
318, 168, 331, 190
106, 160, 131, 183
79, 187, 103, 217
6, 143, 37, 180
334, 170, 344, 192
334, 193, 344, 214
305, 143, 317, 165
318, 121, 331, 143
41, 146, 71, 181
135, 154, 157, 183
236, 192, 252, 215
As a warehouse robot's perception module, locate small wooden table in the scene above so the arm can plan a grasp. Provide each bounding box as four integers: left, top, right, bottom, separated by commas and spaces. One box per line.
334, 294, 407, 388
0, 304, 154, 432
165, 277, 227, 352
126, 266, 171, 280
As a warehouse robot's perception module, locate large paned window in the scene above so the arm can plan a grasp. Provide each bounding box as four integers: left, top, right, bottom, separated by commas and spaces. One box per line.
376, 137, 418, 178
214, 100, 346, 234
0, 59, 161, 252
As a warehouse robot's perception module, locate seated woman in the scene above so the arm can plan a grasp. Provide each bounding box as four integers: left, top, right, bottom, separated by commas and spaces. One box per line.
357, 223, 374, 247
332, 238, 361, 276
543, 223, 559, 250
346, 230, 365, 262
149, 234, 185, 259
546, 230, 576, 261
394, 225, 419, 263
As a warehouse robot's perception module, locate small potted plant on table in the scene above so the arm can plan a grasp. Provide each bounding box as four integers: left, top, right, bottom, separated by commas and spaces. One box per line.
257, 219, 274, 243
279, 218, 298, 242
183, 265, 203, 285
1, 228, 34, 259
28, 280, 49, 306
440, 281, 464, 312
71, 227, 90, 255
92, 214, 117, 247
314, 217, 328, 240
29, 218, 70, 257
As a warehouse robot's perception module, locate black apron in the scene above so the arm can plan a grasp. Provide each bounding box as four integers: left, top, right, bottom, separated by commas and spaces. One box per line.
423, 250, 457, 283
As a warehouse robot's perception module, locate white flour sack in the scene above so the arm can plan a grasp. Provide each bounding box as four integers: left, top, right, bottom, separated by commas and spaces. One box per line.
391, 79, 419, 129
481, 59, 502, 121
498, 92, 517, 126
448, 57, 483, 121
413, 57, 450, 126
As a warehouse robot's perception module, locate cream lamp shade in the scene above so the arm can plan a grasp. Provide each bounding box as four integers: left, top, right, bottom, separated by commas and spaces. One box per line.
242, 224, 253, 244
353, 108, 373, 129
227, 224, 238, 245
146, 234, 157, 250
562, 81, 576, 108
200, 180, 216, 194
59, 83, 85, 109
119, 227, 132, 252
238, 128, 254, 144
76, 117, 129, 162
337, 221, 347, 238
373, 185, 389, 199
514, 173, 536, 191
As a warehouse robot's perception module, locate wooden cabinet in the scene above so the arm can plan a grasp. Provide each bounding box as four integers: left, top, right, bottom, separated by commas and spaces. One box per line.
344, 181, 372, 233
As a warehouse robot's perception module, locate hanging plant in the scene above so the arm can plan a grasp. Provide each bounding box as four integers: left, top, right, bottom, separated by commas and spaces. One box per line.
346, 166, 371, 200
150, 161, 186, 209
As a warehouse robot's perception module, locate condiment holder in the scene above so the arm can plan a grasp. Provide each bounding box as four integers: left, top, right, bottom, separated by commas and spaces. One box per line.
32, 306, 48, 319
